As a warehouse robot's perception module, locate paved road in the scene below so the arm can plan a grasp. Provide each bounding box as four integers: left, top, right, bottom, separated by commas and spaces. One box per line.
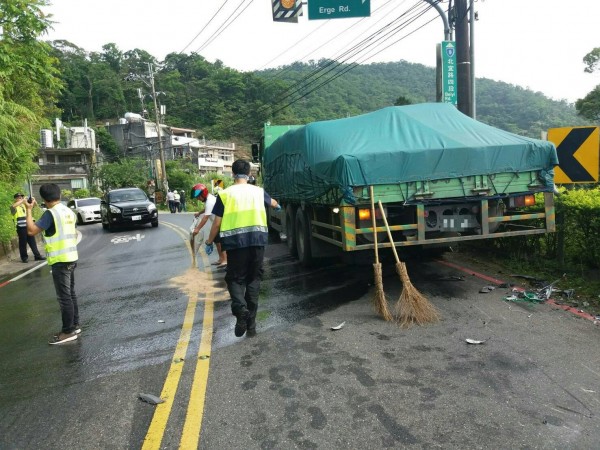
1, 213, 599, 449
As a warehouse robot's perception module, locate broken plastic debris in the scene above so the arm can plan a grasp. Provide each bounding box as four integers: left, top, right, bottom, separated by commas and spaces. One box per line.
504, 295, 518, 301
330, 322, 346, 331
479, 286, 495, 293
138, 393, 165, 405
158, 320, 165, 323
465, 339, 485, 345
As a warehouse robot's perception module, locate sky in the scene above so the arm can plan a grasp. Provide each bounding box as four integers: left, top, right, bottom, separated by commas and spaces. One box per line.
42, 0, 599, 104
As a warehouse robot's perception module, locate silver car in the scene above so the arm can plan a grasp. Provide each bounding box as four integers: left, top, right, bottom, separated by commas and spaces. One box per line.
68, 197, 102, 225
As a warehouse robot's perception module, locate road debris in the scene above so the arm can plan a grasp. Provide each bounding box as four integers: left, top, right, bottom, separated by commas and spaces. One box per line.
465, 339, 485, 345
479, 286, 496, 293
138, 393, 165, 405
330, 322, 346, 331
438, 275, 465, 281
158, 320, 165, 323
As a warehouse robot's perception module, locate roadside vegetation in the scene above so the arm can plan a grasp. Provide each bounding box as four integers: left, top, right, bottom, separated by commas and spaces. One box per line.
465, 187, 600, 316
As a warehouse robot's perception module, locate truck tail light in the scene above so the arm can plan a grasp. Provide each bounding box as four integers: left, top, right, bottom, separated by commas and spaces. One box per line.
509, 194, 535, 208
358, 208, 371, 221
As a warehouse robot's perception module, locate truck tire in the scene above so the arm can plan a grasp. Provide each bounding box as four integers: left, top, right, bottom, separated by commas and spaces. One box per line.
286, 205, 297, 257
295, 208, 312, 267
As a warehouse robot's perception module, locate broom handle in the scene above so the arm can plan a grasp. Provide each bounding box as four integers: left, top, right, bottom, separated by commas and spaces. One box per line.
369, 186, 379, 263
378, 200, 401, 265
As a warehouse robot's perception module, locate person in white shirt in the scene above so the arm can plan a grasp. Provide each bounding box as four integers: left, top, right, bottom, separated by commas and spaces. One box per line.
173, 190, 181, 214
191, 183, 227, 267
166, 190, 175, 213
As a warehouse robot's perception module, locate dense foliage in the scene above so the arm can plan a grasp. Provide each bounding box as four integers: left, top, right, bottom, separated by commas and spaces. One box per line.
0, 0, 62, 244
48, 43, 592, 146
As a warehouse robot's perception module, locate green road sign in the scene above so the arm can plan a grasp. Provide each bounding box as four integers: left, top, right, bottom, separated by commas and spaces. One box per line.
308, 0, 371, 20
441, 41, 457, 105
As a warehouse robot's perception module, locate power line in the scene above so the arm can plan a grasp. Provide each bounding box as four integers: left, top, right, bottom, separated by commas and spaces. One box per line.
272, 1, 431, 108
193, 0, 255, 54
179, 0, 232, 54
267, 6, 437, 116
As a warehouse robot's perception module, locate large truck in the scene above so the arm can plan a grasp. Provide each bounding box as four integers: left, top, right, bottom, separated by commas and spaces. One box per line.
257, 103, 558, 265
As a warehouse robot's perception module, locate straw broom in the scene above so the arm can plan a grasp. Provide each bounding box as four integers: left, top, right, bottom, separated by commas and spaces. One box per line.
377, 201, 440, 327
369, 187, 393, 321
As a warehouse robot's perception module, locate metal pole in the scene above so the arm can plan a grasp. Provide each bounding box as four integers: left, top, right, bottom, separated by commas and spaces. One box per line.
423, 0, 451, 40
149, 63, 168, 192
469, 0, 476, 119
455, 0, 472, 117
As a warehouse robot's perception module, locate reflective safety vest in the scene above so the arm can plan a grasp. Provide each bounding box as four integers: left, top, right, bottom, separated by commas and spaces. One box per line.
218, 184, 268, 251
13, 204, 26, 228
43, 203, 78, 265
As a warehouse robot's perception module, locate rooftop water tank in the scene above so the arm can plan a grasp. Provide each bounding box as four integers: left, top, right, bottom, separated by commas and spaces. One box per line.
40, 129, 53, 148
125, 112, 143, 122
118, 118, 127, 124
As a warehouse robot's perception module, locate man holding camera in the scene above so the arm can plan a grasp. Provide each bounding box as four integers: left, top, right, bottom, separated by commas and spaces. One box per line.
25, 184, 81, 345
10, 192, 45, 263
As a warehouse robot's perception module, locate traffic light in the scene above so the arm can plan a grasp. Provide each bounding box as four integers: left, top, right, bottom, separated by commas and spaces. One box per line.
251, 143, 260, 162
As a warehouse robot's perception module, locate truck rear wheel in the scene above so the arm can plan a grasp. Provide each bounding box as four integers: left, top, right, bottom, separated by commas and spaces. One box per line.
286, 205, 297, 257
295, 208, 312, 267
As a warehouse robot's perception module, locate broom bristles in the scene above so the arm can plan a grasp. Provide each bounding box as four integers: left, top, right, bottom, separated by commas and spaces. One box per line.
372, 263, 393, 321
394, 262, 440, 327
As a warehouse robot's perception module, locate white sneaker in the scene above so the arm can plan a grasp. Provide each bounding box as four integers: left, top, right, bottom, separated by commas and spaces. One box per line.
49, 332, 78, 345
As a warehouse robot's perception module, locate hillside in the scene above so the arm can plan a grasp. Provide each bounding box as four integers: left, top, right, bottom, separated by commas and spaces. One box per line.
256, 60, 591, 138
49, 42, 591, 145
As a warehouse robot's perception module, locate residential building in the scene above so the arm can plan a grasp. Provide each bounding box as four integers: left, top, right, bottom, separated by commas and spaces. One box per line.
32, 126, 98, 195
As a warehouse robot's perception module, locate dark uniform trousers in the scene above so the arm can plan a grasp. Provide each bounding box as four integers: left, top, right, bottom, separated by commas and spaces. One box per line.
224, 246, 265, 320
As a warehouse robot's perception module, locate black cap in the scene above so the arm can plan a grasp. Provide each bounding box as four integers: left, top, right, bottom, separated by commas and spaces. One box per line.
14, 193, 24, 198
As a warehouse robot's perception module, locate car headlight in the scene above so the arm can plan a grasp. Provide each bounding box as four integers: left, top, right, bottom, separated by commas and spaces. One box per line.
109, 205, 121, 213
147, 203, 157, 213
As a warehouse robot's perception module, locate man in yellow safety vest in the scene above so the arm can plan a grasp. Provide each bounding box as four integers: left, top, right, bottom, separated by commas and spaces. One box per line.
205, 160, 281, 337
10, 192, 45, 263
25, 184, 81, 345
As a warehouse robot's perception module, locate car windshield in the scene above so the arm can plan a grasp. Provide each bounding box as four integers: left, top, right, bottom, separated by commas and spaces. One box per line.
109, 190, 148, 202
77, 198, 101, 207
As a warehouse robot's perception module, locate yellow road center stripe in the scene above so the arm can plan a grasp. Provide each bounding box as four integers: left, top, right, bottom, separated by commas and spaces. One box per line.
142, 220, 216, 449
180, 299, 214, 448
142, 296, 198, 450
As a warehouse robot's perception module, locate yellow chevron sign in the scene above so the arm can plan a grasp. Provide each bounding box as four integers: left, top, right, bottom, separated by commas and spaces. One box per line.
548, 127, 599, 184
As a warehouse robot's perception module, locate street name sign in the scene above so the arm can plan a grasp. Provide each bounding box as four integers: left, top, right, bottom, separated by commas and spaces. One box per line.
440, 41, 457, 105
308, 0, 371, 20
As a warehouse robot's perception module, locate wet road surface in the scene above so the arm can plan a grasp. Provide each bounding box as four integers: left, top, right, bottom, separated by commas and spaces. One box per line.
1, 213, 599, 449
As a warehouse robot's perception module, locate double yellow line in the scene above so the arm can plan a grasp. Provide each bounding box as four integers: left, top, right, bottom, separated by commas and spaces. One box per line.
142, 222, 219, 449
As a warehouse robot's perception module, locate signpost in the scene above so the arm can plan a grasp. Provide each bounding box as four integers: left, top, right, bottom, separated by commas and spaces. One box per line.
308, 0, 370, 20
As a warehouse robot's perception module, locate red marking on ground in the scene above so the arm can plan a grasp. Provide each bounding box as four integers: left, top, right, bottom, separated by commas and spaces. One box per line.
436, 259, 506, 285
0, 280, 10, 288
436, 259, 598, 323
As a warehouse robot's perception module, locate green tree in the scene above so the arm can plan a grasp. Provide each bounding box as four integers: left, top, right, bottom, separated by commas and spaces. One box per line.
576, 47, 600, 121
99, 158, 148, 191
0, 0, 62, 245
576, 87, 600, 122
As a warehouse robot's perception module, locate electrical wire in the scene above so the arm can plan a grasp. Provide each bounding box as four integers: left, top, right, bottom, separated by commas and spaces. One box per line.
259, 0, 399, 76
179, 0, 232, 54
193, 0, 255, 54
272, 1, 431, 107
269, 14, 439, 117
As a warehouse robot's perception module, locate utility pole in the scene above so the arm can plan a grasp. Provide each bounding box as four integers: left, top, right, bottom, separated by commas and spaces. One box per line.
148, 63, 168, 193
455, 0, 472, 117
469, 0, 476, 119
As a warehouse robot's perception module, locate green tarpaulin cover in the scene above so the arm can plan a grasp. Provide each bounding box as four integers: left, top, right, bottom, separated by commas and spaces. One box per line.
263, 103, 558, 202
